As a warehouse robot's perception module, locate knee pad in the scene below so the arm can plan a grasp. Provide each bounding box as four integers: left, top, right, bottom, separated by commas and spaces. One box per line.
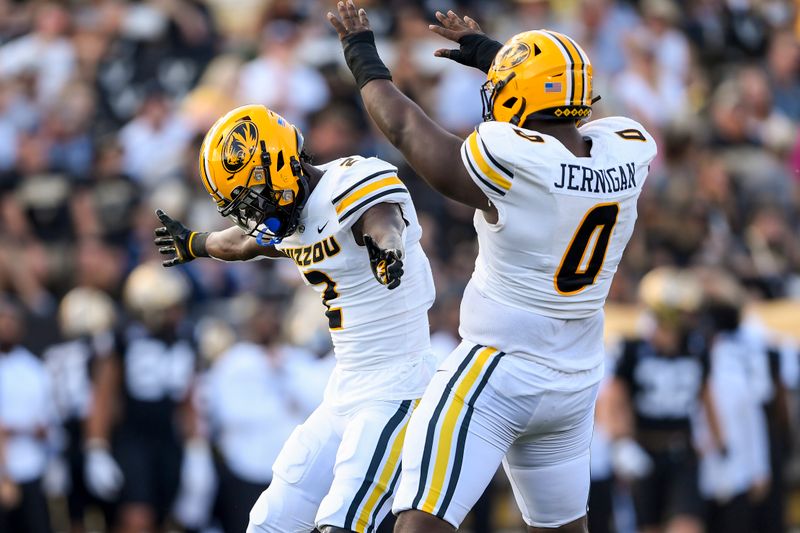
247, 480, 318, 533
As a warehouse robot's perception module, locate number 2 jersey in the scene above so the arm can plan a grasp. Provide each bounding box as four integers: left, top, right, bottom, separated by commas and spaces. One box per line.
459, 117, 657, 379
274, 156, 436, 409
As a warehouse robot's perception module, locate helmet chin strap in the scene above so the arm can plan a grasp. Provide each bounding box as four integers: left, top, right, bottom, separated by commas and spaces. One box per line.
510, 97, 527, 126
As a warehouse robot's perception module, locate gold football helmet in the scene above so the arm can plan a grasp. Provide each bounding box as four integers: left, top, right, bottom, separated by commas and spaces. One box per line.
59, 287, 116, 339
638, 267, 703, 315
482, 30, 593, 125
199, 104, 308, 243
123, 262, 189, 328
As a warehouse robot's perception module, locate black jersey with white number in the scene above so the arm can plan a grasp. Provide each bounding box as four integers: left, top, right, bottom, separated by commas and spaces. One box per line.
115, 324, 196, 436
43, 335, 111, 423
615, 336, 710, 433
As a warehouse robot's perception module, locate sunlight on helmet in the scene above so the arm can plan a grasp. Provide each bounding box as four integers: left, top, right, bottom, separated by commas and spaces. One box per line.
483, 30, 594, 125
198, 104, 309, 243
123, 262, 190, 329
59, 287, 116, 339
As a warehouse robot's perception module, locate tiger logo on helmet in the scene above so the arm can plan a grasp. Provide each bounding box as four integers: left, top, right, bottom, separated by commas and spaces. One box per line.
482, 30, 594, 125
221, 120, 259, 174
199, 105, 309, 244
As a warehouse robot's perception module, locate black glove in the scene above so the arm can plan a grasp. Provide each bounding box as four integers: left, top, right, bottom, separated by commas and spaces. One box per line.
363, 235, 404, 290
154, 209, 209, 268
439, 33, 504, 73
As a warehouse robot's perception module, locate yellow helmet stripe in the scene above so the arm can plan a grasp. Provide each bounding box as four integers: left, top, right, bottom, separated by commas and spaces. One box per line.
198, 142, 222, 201
202, 107, 245, 198
560, 33, 590, 106
556, 34, 584, 107
539, 31, 573, 107
543, 31, 582, 107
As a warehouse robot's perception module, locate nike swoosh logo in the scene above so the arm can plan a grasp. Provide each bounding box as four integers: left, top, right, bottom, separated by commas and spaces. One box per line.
317, 222, 329, 233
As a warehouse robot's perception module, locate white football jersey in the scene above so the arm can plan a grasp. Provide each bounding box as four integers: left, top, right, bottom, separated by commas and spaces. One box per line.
458, 117, 657, 373
461, 117, 656, 318
275, 156, 435, 406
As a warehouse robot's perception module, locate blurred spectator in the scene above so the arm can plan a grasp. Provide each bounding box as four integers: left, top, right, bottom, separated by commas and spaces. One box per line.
433, 63, 485, 134
0, 3, 76, 107
766, 29, 800, 121
237, 20, 330, 128
613, 29, 687, 128
738, 206, 800, 298
306, 104, 366, 161
42, 287, 118, 533
0, 298, 56, 533
570, 0, 639, 77
641, 0, 691, 84
93, 0, 215, 125
181, 54, 243, 132
693, 272, 771, 533
118, 88, 194, 188
204, 297, 325, 532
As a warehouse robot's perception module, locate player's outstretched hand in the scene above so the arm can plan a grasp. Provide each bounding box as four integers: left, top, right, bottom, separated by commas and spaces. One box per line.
154, 209, 195, 267
429, 10, 483, 60
364, 235, 404, 290
428, 10, 502, 73
328, 0, 371, 41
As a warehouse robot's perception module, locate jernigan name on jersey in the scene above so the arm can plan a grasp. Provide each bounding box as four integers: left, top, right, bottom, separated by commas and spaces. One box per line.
461, 117, 657, 319
275, 156, 435, 374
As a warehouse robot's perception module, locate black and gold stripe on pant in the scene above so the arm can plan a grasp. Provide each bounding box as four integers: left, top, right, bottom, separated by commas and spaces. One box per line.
343, 399, 413, 532
366, 461, 403, 533
436, 352, 503, 518
411, 345, 504, 518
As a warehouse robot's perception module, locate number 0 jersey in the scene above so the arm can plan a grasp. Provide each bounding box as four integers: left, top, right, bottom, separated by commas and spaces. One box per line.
274, 156, 436, 408
458, 117, 657, 375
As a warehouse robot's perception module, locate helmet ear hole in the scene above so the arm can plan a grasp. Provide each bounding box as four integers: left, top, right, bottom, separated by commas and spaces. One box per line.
276, 150, 285, 171
502, 97, 518, 109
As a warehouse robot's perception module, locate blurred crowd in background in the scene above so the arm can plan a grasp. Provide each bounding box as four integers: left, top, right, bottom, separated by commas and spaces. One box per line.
0, 0, 798, 532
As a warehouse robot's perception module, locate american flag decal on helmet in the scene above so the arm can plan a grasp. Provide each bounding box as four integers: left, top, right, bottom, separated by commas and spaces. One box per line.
544, 81, 562, 92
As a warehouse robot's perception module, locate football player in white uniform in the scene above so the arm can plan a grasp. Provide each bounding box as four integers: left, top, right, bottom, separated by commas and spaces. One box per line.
154, 104, 436, 533
329, 3, 657, 532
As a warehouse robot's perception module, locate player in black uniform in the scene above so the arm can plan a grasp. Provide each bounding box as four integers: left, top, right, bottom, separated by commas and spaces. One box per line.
88, 263, 202, 533
42, 288, 118, 532
606, 267, 724, 533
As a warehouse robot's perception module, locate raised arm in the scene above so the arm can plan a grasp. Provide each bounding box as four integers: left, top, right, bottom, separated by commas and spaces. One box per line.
328, 2, 494, 214
154, 210, 284, 267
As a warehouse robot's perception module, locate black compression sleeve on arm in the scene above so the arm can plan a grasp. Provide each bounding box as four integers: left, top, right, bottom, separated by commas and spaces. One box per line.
188, 232, 210, 258
342, 31, 392, 88
458, 34, 504, 73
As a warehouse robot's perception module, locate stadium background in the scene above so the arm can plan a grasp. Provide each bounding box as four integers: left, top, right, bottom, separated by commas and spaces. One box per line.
0, 0, 798, 531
